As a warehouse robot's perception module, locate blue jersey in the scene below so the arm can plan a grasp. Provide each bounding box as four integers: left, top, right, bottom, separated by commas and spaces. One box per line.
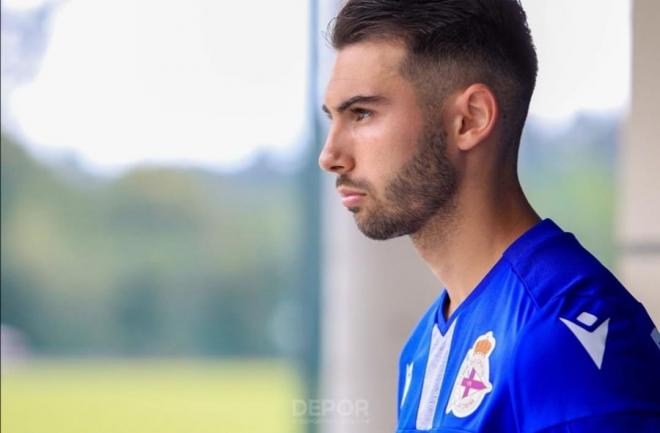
397, 219, 660, 432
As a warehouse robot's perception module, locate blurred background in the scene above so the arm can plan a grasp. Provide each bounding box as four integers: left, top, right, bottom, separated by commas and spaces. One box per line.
1, 0, 658, 433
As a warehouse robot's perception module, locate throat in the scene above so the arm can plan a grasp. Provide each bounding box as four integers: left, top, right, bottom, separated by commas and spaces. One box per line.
442, 293, 453, 321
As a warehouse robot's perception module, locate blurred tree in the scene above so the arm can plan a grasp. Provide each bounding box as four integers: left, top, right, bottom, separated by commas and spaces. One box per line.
1, 132, 301, 357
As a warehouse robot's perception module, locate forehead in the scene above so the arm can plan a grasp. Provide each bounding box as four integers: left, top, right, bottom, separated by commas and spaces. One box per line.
324, 40, 409, 106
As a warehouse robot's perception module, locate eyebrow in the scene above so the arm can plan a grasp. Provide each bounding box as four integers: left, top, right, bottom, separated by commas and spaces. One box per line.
322, 95, 389, 117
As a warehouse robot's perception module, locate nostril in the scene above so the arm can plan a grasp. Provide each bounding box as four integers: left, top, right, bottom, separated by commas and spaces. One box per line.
319, 150, 342, 173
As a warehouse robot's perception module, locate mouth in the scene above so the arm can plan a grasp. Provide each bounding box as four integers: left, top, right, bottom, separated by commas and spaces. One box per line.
342, 194, 365, 207
337, 187, 367, 208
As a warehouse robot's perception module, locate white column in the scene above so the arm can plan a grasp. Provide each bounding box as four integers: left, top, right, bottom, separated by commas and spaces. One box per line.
619, 0, 660, 324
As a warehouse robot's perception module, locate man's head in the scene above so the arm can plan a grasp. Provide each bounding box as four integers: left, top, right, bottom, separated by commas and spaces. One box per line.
319, 0, 537, 240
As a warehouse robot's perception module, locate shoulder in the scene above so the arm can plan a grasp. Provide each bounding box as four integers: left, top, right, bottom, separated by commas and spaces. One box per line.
503, 219, 630, 309
502, 220, 660, 432
508, 279, 660, 432
509, 295, 660, 433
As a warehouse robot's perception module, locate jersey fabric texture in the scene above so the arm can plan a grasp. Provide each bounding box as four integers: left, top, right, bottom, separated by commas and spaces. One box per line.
396, 219, 660, 433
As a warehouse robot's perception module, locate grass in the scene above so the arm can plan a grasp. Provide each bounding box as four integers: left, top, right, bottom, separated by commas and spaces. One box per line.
1, 358, 304, 433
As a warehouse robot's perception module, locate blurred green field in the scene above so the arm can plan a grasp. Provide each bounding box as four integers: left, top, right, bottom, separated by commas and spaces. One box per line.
1, 359, 304, 433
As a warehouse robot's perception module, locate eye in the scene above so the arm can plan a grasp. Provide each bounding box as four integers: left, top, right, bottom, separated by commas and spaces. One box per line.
351, 107, 372, 122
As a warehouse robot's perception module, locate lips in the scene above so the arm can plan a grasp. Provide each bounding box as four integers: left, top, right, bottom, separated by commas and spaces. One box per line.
338, 187, 366, 207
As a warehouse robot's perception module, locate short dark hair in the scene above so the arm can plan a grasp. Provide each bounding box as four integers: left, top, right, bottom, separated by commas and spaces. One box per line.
330, 0, 538, 154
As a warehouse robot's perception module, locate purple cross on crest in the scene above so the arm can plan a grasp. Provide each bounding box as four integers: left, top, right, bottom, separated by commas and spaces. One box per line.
461, 368, 487, 398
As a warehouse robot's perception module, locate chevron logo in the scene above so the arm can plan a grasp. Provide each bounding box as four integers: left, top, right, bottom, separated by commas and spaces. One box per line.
560, 312, 609, 370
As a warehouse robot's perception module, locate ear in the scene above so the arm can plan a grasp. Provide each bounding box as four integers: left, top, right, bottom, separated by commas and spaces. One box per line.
446, 84, 498, 152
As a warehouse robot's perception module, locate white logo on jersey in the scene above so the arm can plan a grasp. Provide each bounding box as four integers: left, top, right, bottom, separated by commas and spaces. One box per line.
446, 331, 496, 418
560, 312, 609, 370
651, 327, 660, 351
401, 362, 414, 409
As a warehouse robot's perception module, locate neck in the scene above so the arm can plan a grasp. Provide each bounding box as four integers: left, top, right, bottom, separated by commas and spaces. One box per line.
410, 177, 539, 319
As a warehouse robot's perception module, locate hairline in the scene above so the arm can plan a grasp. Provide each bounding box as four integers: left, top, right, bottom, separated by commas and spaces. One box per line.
335, 35, 484, 116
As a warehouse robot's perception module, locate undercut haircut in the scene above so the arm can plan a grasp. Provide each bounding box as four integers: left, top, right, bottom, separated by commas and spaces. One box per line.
330, 0, 538, 158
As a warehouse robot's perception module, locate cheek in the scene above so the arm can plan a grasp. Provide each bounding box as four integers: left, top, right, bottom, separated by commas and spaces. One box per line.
353, 115, 420, 171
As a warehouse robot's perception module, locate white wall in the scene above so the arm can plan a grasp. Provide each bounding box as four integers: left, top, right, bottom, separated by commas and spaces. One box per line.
619, 0, 660, 324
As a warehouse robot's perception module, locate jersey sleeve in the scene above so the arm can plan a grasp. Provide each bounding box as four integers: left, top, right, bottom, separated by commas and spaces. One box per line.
535, 412, 660, 433
509, 293, 660, 433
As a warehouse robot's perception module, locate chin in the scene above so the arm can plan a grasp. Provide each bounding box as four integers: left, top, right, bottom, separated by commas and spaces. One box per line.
362, 229, 408, 241
357, 221, 411, 241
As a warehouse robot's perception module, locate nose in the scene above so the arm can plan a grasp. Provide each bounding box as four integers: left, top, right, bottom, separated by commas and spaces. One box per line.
318, 125, 354, 174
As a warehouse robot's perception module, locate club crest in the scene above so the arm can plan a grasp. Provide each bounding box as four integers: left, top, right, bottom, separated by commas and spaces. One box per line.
446, 331, 496, 417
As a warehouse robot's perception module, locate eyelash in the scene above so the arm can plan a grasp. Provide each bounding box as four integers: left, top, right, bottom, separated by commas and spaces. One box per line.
323, 107, 373, 123
351, 107, 372, 122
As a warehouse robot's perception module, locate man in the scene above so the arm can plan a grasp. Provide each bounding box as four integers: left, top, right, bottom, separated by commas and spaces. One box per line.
318, 1, 660, 432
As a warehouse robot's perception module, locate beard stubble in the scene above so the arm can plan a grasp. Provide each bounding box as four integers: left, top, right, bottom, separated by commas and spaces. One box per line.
341, 118, 458, 241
